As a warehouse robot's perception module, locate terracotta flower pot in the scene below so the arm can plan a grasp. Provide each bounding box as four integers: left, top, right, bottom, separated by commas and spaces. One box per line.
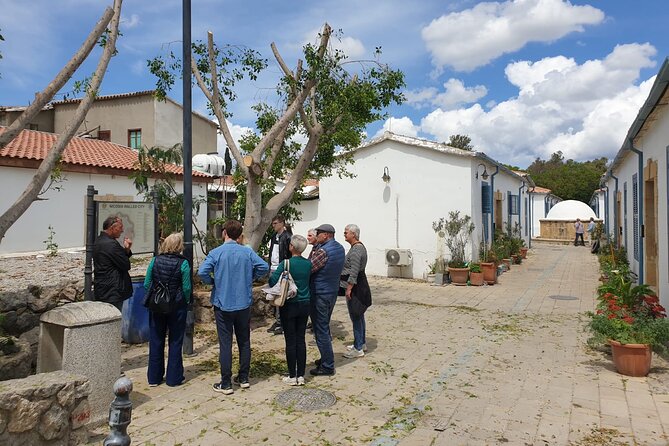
608, 340, 652, 377
502, 259, 511, 270
448, 267, 469, 286
469, 271, 484, 286
520, 247, 528, 259
480, 262, 496, 285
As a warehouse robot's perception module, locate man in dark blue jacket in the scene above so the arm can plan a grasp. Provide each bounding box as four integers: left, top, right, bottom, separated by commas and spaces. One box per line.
309, 223, 345, 376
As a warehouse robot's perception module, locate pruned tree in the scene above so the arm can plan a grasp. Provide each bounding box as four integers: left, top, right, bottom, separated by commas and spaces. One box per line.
149, 24, 404, 249
0, 0, 123, 245
447, 134, 474, 151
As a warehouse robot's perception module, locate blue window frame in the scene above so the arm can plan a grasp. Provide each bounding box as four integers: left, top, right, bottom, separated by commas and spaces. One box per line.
632, 174, 639, 261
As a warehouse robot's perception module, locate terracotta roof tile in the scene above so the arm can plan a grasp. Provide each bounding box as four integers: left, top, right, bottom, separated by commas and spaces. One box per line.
531, 186, 552, 193
0, 127, 210, 179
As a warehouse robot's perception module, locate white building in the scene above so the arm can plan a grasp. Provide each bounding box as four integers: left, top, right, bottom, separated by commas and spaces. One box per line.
0, 127, 210, 255
291, 132, 532, 279
601, 57, 669, 308
529, 186, 562, 238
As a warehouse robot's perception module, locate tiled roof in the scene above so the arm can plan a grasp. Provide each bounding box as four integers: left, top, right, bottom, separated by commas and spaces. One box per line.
0, 127, 210, 179
51, 90, 155, 105
531, 186, 552, 193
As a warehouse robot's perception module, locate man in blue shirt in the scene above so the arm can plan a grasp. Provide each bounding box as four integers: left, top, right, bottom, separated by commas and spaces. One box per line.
198, 219, 268, 395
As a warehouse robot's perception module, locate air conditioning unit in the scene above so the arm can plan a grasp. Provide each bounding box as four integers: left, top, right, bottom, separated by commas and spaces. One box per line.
385, 249, 413, 266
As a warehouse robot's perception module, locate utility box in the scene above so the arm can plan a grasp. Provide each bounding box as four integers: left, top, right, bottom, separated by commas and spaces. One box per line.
37, 301, 122, 424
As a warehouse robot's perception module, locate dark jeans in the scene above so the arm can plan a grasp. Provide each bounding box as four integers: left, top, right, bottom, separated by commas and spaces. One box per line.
214, 306, 251, 387
310, 294, 337, 371
574, 233, 584, 246
346, 299, 366, 350
279, 301, 310, 378
148, 305, 187, 386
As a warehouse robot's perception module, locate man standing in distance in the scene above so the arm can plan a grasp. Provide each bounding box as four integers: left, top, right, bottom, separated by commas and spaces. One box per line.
267, 215, 292, 335
198, 220, 268, 395
309, 223, 345, 376
93, 216, 133, 312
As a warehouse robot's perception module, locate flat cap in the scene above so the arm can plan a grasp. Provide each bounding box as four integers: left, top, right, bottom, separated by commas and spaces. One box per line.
315, 223, 336, 233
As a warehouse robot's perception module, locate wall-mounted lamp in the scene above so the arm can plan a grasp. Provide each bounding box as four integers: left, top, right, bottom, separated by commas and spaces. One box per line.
382, 166, 391, 183
475, 163, 489, 180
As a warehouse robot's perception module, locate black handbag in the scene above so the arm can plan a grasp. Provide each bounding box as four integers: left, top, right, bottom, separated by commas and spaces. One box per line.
145, 260, 182, 314
348, 271, 372, 317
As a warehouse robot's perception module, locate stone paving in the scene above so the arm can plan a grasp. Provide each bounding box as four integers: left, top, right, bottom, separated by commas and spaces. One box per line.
90, 243, 669, 445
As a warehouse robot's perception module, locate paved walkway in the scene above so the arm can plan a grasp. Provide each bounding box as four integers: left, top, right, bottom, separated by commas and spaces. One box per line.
91, 244, 669, 445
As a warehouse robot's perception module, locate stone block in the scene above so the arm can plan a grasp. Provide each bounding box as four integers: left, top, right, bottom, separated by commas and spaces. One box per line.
39, 403, 68, 440
0, 338, 31, 381
37, 301, 121, 424
7, 397, 49, 433
70, 399, 91, 430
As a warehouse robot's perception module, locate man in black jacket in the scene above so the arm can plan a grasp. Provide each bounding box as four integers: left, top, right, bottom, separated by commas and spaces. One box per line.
267, 215, 292, 335
93, 216, 133, 312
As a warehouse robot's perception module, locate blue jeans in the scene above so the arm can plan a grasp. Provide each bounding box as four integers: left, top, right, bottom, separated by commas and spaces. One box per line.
214, 306, 251, 387
279, 301, 310, 378
347, 299, 366, 350
148, 305, 187, 386
310, 294, 337, 371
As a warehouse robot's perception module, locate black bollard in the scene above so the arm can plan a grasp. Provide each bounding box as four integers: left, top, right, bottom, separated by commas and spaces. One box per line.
103, 377, 133, 446
183, 303, 196, 356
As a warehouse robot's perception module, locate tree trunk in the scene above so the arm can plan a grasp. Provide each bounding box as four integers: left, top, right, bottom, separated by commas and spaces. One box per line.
0, 0, 123, 245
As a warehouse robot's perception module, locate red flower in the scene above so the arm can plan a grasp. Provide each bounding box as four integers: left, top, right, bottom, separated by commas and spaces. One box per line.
608, 314, 616, 320
622, 316, 634, 324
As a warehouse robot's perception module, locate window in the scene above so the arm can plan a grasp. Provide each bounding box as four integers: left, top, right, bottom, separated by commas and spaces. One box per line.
508, 193, 520, 215
29, 123, 39, 130
128, 129, 142, 149
98, 130, 111, 141
624, 182, 628, 249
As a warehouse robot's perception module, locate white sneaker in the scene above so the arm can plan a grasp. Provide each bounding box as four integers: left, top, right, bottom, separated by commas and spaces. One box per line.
282, 376, 298, 386
343, 348, 365, 359
347, 343, 367, 352
296, 376, 305, 386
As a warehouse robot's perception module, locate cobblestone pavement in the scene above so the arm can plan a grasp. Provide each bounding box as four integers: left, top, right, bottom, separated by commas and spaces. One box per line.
90, 243, 669, 445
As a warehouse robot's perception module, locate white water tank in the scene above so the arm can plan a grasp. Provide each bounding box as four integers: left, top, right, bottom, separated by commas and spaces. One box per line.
193, 153, 226, 176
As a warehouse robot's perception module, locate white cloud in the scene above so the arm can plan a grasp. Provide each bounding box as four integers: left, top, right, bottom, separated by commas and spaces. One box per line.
121, 13, 141, 29
406, 78, 487, 110
421, 0, 605, 72
376, 117, 420, 138
414, 43, 657, 166
130, 59, 145, 76
217, 120, 255, 155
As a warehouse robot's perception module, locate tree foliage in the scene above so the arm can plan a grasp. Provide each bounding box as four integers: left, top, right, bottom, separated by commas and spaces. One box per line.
527, 151, 607, 202
148, 24, 405, 249
447, 134, 473, 151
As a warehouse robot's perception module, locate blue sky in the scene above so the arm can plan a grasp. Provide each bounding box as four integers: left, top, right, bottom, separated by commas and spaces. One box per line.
1, 0, 667, 168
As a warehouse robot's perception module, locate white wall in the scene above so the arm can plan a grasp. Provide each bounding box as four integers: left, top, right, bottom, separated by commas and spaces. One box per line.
0, 167, 208, 256
291, 140, 527, 278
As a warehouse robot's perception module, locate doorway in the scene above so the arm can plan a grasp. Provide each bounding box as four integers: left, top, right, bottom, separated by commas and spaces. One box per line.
644, 159, 658, 287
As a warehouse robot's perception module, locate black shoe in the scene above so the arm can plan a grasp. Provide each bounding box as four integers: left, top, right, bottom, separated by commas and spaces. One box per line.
314, 358, 321, 367
273, 326, 284, 335
310, 366, 335, 376
267, 321, 279, 333
232, 375, 250, 389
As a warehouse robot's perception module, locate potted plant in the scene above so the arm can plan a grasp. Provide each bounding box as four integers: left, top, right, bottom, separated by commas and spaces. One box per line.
479, 241, 497, 285
426, 261, 436, 283
438, 211, 475, 286
588, 271, 669, 376
469, 263, 484, 286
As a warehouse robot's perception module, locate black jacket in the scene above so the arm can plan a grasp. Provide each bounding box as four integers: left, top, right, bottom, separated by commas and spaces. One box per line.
93, 232, 133, 303
150, 253, 187, 308
269, 230, 292, 266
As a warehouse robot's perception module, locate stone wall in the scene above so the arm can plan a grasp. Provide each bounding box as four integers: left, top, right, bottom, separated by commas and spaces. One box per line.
193, 286, 275, 323
0, 280, 83, 381
0, 371, 91, 445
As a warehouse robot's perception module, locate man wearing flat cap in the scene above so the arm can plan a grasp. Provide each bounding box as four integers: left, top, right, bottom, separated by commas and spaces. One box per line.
309, 223, 345, 376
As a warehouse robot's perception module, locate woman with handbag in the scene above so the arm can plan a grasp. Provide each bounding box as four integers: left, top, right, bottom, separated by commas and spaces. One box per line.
341, 224, 371, 359
143, 233, 191, 387
268, 234, 311, 386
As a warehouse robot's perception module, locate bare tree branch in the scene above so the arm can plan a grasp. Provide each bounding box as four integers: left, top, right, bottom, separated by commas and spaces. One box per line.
0, 0, 123, 244
0, 6, 115, 149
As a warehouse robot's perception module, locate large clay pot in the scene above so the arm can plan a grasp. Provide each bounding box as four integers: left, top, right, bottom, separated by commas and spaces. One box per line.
609, 340, 652, 377
469, 271, 484, 286
520, 247, 528, 259
502, 259, 511, 270
448, 267, 469, 286
480, 262, 496, 285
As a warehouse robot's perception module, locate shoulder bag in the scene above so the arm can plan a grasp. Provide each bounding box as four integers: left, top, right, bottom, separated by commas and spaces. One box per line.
272, 259, 297, 307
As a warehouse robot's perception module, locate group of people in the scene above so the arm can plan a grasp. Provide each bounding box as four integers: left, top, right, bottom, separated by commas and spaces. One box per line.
92, 213, 371, 394
574, 217, 596, 246
199, 217, 371, 393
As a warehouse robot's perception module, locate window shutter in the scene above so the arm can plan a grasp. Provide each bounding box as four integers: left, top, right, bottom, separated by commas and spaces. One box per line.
481, 183, 491, 214
632, 174, 639, 261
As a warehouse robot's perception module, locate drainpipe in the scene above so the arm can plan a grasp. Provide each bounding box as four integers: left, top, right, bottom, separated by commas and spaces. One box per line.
610, 173, 619, 246
518, 182, 526, 244
490, 165, 500, 237
629, 138, 644, 283
602, 185, 609, 236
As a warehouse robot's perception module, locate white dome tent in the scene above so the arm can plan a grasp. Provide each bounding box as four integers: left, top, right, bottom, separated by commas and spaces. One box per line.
545, 200, 598, 221
539, 200, 601, 242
